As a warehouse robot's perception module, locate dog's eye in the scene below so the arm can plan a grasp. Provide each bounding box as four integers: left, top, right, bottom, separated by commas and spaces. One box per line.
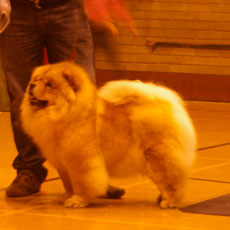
46, 82, 52, 87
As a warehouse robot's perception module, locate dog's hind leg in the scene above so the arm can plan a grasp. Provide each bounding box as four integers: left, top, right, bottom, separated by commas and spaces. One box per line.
144, 144, 189, 208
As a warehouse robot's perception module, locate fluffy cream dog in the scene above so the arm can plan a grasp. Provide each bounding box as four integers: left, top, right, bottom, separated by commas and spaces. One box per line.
21, 61, 196, 208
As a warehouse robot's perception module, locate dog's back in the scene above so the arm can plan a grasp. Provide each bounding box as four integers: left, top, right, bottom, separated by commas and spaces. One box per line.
99, 80, 183, 106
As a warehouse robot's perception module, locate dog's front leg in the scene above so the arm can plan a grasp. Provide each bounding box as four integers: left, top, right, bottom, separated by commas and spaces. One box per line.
56, 167, 73, 204
64, 154, 109, 208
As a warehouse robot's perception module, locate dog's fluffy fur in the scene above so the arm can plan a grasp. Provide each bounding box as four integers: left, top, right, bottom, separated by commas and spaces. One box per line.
21, 61, 196, 208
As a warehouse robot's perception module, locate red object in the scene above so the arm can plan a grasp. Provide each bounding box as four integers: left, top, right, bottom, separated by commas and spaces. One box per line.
43, 48, 49, 64
84, 0, 136, 33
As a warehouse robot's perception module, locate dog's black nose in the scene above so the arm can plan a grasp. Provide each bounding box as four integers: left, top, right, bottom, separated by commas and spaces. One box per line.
29, 83, 36, 96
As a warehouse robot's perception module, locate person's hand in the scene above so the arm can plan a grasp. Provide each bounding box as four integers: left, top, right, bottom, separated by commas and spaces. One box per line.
29, 0, 41, 9
0, 0, 11, 34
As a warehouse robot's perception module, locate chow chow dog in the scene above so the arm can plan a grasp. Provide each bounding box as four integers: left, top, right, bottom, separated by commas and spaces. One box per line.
21, 61, 196, 208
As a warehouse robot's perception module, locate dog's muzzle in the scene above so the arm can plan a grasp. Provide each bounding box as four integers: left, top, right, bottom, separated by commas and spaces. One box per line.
28, 83, 48, 108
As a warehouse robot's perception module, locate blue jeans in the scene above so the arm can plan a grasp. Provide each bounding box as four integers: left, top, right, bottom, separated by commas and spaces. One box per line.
0, 0, 95, 172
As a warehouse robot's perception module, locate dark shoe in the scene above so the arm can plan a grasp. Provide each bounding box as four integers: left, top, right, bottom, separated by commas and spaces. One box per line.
6, 167, 48, 197
102, 185, 125, 199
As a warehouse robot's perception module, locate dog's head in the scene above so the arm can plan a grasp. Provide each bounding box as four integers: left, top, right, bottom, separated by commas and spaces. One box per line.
23, 61, 94, 120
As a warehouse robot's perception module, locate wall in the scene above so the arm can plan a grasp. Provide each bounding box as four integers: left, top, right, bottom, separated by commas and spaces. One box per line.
95, 0, 230, 102
1, 0, 229, 108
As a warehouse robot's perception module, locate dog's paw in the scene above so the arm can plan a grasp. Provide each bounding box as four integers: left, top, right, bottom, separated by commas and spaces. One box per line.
64, 195, 89, 208
56, 192, 72, 204
157, 194, 177, 209
159, 200, 176, 209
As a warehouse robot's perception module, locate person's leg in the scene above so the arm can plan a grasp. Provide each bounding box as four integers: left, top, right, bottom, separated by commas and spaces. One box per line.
0, 2, 47, 196
74, 9, 96, 82
42, 0, 95, 82
38, 0, 124, 199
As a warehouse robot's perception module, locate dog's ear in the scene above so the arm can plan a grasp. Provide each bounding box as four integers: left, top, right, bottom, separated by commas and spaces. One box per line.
62, 70, 78, 92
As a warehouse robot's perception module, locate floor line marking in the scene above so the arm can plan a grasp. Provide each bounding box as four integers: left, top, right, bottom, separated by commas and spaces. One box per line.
192, 161, 230, 173
197, 143, 229, 151
190, 177, 230, 184
123, 180, 150, 189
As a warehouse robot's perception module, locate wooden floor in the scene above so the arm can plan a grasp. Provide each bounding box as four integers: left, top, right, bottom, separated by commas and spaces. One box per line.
0, 101, 229, 230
